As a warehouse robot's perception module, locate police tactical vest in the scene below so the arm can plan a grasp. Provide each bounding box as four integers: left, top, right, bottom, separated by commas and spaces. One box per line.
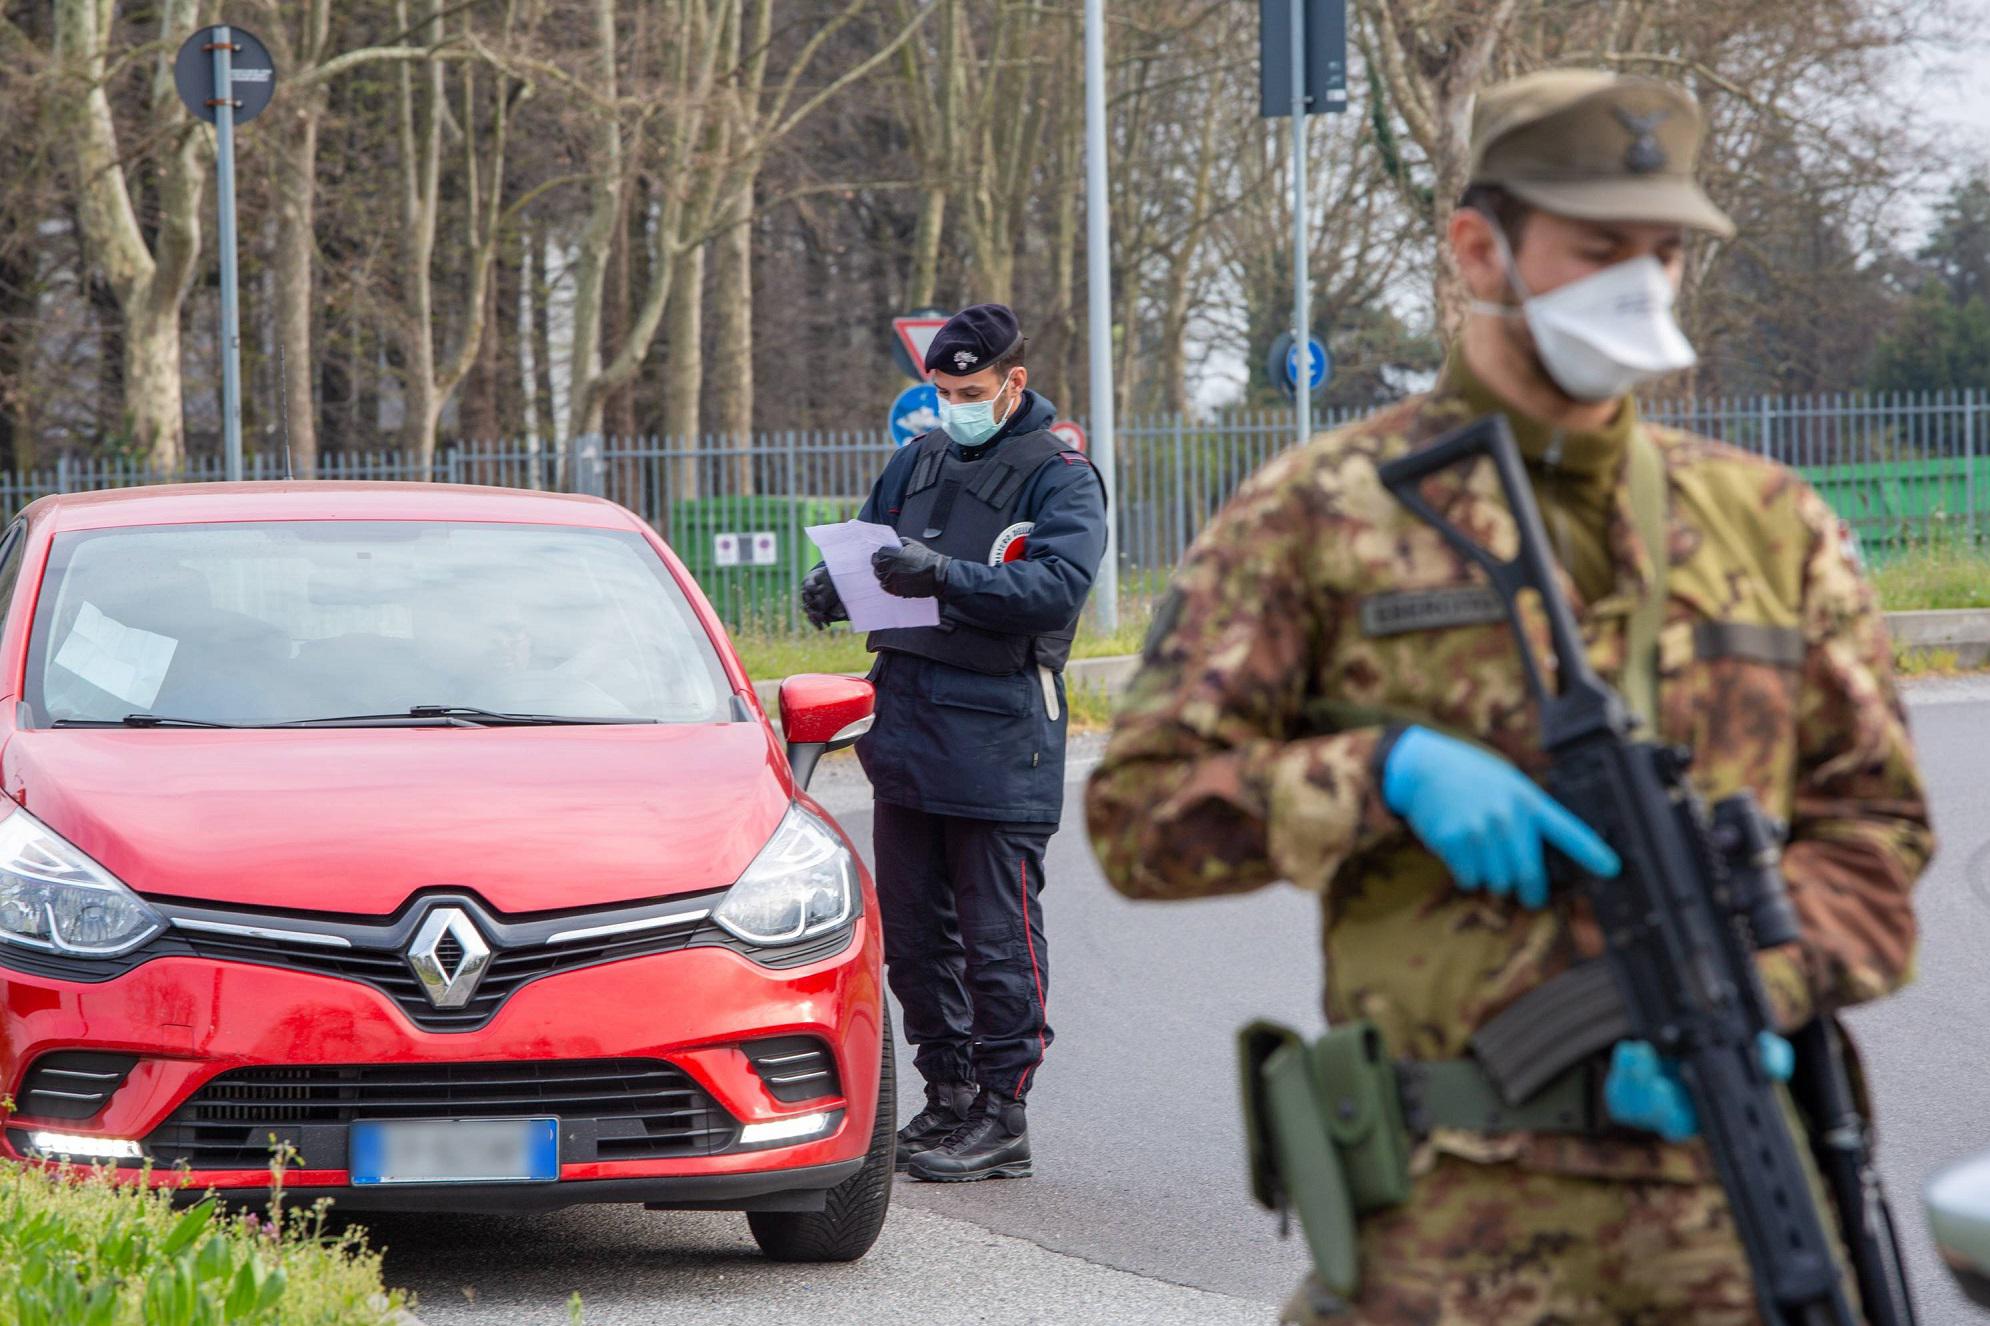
868, 426, 1080, 675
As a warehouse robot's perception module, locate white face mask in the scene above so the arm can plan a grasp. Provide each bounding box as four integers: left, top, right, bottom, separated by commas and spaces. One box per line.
1471, 224, 1696, 403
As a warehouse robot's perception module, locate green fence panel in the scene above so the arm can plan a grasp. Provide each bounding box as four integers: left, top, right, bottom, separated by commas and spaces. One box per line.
669, 494, 861, 628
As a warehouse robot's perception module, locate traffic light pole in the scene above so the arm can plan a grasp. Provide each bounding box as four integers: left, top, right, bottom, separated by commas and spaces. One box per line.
1084, 0, 1118, 630
211, 27, 244, 481
1289, 0, 1310, 450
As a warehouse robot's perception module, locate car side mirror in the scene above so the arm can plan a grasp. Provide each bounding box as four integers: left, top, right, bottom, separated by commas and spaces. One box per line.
779, 674, 874, 791
1927, 1150, 1990, 1307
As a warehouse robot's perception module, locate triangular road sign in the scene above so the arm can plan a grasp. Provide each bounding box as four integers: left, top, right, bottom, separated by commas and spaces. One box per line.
891, 311, 952, 381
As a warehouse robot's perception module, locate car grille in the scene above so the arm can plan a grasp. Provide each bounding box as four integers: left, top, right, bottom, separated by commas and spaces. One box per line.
177, 919, 712, 1033
140, 1058, 738, 1171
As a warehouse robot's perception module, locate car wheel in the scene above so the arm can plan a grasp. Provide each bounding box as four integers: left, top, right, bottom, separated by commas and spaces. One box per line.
746, 1011, 896, 1263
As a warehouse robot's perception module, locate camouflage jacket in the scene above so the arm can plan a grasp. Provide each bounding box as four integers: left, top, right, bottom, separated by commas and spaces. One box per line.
1085, 362, 1933, 1180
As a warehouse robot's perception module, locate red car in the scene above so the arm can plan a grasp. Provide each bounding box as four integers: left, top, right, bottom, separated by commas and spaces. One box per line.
0, 483, 893, 1261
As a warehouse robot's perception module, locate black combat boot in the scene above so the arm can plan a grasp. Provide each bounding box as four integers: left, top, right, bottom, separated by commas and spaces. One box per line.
904, 1089, 1031, 1182
895, 1081, 977, 1172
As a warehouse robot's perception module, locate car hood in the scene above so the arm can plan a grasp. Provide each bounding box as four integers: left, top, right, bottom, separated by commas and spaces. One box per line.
4, 723, 792, 915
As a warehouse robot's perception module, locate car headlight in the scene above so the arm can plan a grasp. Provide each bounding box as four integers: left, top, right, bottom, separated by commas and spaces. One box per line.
712, 806, 857, 946
0, 808, 164, 957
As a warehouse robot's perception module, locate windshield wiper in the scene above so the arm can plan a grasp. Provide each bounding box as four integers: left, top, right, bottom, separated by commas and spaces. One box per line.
52, 714, 241, 729
276, 705, 658, 728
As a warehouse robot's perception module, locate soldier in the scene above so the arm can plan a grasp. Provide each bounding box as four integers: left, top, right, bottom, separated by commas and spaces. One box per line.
800, 304, 1106, 1181
1085, 71, 1931, 1322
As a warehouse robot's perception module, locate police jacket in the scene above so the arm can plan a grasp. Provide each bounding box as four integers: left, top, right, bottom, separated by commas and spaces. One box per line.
851, 390, 1106, 822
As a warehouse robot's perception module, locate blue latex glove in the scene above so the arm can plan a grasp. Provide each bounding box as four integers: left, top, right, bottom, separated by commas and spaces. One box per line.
1380, 726, 1621, 907
1604, 1032, 1797, 1142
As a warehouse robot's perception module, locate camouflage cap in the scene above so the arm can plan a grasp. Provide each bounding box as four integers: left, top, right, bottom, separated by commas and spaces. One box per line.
1468, 70, 1734, 239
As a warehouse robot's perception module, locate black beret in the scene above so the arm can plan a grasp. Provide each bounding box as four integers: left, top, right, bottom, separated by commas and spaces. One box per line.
924, 303, 1023, 376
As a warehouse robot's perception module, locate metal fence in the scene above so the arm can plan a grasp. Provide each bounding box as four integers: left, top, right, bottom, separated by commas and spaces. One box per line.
14, 390, 1990, 633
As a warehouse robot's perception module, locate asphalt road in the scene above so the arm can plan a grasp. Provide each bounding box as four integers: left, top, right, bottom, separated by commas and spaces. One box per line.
371, 679, 1990, 1325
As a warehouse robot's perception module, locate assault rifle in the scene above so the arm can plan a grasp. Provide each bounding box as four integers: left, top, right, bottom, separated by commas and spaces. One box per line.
1377, 415, 1913, 1326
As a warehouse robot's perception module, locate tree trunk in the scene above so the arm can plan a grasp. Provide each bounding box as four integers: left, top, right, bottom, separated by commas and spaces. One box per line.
908, 190, 946, 309
603, 158, 637, 442
54, 0, 207, 468
0, 243, 31, 470
529, 225, 557, 446
87, 268, 122, 454
125, 301, 188, 470
564, 0, 623, 441
710, 179, 756, 495
274, 109, 323, 476
664, 245, 705, 500
462, 251, 505, 444
395, 0, 443, 470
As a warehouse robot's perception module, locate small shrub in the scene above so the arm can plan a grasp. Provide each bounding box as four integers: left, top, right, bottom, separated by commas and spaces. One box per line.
0, 1160, 409, 1326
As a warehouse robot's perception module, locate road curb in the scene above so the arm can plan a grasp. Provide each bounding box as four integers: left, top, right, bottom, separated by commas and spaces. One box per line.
1885, 608, 1990, 667
755, 610, 1980, 711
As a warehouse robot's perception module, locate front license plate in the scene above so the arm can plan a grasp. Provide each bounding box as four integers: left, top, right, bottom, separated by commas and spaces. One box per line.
348, 1117, 558, 1186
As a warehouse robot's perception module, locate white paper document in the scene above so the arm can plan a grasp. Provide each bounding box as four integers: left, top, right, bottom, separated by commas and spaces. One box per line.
805, 520, 941, 632
53, 602, 179, 710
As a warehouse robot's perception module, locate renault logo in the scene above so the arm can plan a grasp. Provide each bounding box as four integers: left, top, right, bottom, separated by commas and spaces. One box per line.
405, 907, 493, 1008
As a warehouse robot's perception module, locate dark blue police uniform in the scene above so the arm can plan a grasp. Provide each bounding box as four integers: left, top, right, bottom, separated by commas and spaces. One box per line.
852, 385, 1105, 1102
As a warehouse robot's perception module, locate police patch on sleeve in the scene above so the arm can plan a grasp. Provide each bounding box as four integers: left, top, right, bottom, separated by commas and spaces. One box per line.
990, 521, 1033, 565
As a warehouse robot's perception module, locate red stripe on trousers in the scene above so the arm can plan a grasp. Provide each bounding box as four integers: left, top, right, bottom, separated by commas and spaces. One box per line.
1014, 853, 1049, 1096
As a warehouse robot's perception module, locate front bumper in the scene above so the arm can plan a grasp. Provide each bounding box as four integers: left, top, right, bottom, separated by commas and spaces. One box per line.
0, 924, 882, 1203
179, 1158, 869, 1214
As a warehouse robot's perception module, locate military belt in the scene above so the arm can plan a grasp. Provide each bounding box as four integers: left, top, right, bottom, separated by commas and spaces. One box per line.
1395, 1056, 1604, 1136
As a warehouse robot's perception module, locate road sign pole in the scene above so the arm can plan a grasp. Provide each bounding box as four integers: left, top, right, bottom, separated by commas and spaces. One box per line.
1084, 0, 1118, 630
211, 27, 244, 482
1289, 0, 1310, 451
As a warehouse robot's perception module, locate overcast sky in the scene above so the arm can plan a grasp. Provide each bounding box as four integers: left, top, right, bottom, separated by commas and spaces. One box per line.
1910, 6, 1990, 231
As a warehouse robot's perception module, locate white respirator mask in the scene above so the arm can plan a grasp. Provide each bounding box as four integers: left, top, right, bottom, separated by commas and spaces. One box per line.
1470, 219, 1696, 403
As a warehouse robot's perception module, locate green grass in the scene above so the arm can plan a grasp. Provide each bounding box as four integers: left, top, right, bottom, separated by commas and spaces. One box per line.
0, 1157, 408, 1326
1870, 542, 1990, 611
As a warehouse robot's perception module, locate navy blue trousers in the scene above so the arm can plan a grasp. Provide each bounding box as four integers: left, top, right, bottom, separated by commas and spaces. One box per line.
872, 801, 1053, 1100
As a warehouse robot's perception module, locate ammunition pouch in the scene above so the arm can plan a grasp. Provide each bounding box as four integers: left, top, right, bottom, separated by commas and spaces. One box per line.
1239, 1011, 1616, 1299
1239, 1020, 1413, 1299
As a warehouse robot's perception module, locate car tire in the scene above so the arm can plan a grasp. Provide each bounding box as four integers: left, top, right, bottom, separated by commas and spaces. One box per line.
746, 1011, 896, 1263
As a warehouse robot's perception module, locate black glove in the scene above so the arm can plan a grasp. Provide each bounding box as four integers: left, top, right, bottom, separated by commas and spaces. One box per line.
872, 537, 952, 599
800, 564, 847, 630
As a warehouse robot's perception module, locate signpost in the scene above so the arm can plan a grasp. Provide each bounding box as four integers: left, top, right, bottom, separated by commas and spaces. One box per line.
889, 383, 941, 446
890, 309, 953, 382
1083, 0, 1118, 630
1259, 0, 1344, 448
175, 25, 277, 484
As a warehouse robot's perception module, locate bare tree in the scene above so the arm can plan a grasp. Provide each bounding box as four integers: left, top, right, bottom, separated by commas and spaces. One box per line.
392, 0, 523, 468
52, 0, 210, 466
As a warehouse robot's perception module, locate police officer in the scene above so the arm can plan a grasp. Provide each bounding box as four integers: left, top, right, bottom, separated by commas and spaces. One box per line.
800, 304, 1106, 1181
1086, 72, 1930, 1321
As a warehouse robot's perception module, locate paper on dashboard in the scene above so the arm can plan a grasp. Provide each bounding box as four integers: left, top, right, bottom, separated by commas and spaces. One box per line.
804, 520, 941, 632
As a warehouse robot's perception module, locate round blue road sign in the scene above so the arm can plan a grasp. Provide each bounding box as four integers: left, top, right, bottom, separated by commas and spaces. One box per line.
890, 383, 941, 447
1286, 337, 1331, 393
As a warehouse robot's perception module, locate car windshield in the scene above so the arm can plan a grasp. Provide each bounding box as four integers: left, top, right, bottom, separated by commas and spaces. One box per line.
24, 520, 734, 727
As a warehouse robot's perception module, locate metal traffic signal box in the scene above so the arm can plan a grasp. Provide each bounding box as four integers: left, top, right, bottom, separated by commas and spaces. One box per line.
1259, 0, 1348, 118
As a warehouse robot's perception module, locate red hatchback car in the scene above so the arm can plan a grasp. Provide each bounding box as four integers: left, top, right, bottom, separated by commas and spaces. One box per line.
0, 482, 894, 1261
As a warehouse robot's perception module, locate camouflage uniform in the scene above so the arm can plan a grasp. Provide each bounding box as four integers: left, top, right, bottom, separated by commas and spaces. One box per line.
1084, 352, 1933, 1320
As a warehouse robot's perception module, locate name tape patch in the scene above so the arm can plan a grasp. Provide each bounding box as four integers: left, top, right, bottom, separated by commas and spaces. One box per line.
1358, 586, 1505, 637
